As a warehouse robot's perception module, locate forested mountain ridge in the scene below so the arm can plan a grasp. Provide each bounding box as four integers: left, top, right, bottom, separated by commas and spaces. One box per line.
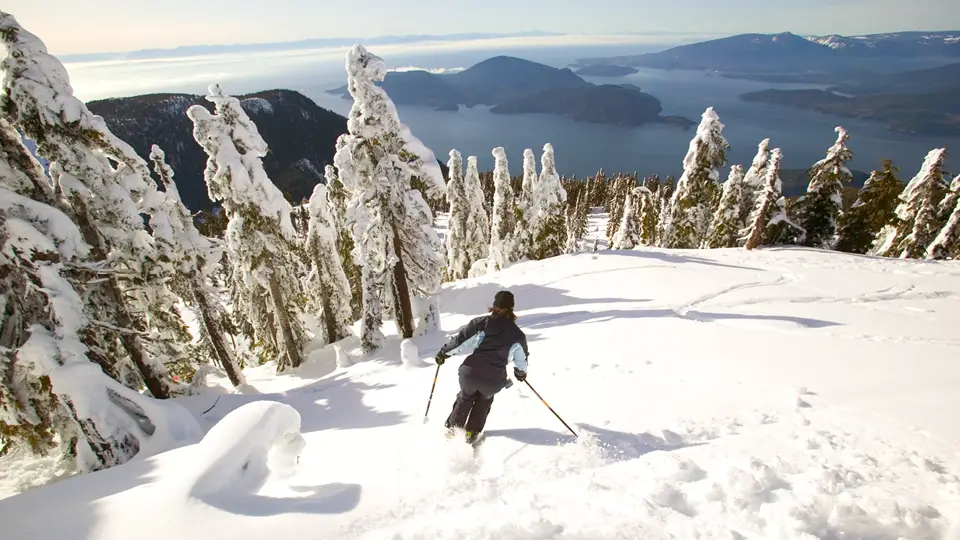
87, 89, 348, 211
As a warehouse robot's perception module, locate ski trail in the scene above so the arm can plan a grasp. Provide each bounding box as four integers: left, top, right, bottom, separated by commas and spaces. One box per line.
675, 273, 793, 318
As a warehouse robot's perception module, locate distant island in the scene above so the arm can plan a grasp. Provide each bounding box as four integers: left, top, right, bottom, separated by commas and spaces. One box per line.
574, 65, 639, 77
574, 32, 960, 137
326, 55, 693, 129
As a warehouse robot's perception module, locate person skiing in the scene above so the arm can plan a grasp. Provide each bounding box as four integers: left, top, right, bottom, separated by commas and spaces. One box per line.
435, 290, 528, 444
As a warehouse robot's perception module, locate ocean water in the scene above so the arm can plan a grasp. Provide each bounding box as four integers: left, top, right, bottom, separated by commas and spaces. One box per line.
63, 39, 959, 179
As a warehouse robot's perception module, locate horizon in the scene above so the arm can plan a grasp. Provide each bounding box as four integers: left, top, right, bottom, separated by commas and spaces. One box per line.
5, 0, 960, 56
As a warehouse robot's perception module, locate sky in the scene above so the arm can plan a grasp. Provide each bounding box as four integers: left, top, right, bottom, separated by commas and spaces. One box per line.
4, 0, 959, 55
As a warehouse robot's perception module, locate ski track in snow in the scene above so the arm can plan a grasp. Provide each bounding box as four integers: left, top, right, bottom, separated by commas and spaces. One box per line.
2, 211, 960, 539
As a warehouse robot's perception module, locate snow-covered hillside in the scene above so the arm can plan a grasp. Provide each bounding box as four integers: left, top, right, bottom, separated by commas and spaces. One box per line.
1, 212, 959, 539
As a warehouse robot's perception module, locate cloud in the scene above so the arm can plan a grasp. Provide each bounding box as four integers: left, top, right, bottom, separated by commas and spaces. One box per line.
387, 66, 466, 74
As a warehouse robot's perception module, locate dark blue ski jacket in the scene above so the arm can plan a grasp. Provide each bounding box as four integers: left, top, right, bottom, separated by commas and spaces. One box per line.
438, 312, 529, 384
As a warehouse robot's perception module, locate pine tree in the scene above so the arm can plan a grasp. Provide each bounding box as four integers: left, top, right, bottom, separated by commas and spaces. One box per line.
663, 107, 729, 249
187, 84, 308, 371
741, 139, 772, 226
489, 146, 516, 270
612, 188, 641, 250
705, 165, 747, 248
793, 127, 854, 248
528, 143, 568, 260
464, 155, 490, 265
834, 160, 904, 254
743, 148, 803, 249
637, 186, 657, 246
332, 45, 443, 351
443, 149, 471, 280
606, 175, 632, 244
148, 145, 245, 387
1, 15, 179, 398
325, 165, 361, 320
0, 116, 198, 472
305, 183, 354, 345
513, 148, 538, 258
875, 148, 949, 259
926, 174, 960, 260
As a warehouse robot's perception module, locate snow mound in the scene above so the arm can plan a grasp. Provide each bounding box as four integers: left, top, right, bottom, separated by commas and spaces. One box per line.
400, 339, 428, 368
183, 401, 306, 498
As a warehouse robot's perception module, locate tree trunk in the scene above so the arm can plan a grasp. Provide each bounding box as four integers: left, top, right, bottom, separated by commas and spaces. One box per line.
192, 283, 244, 387
70, 197, 172, 399
267, 271, 303, 371
390, 225, 415, 339
318, 281, 340, 346
744, 198, 773, 251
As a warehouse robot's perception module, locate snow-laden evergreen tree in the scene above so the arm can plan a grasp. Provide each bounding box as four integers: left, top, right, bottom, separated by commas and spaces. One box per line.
706, 165, 747, 248
512, 148, 538, 257
612, 188, 641, 250
332, 45, 444, 350
743, 148, 800, 250
662, 107, 729, 249
527, 143, 568, 259
793, 127, 854, 248
1, 14, 181, 398
305, 183, 354, 345
633, 185, 656, 246
187, 84, 308, 371
324, 165, 361, 320
740, 139, 772, 225
875, 148, 949, 259
147, 145, 245, 387
443, 149, 472, 280
488, 146, 516, 270
926, 174, 960, 260
605, 176, 631, 244
834, 160, 904, 254
0, 117, 200, 472
464, 155, 490, 264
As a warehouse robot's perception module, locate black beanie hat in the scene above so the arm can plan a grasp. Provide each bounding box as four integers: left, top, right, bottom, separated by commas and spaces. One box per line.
493, 290, 515, 310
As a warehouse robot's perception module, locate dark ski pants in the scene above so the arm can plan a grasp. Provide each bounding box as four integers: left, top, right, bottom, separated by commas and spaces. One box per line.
445, 373, 500, 434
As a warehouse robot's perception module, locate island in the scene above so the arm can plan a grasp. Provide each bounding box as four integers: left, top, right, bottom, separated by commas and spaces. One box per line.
326, 55, 693, 129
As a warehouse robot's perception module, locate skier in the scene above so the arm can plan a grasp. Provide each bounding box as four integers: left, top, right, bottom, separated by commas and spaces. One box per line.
435, 290, 528, 444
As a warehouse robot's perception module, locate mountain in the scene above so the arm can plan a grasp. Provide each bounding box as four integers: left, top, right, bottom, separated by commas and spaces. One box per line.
491, 84, 695, 128
576, 31, 960, 74
826, 62, 960, 95
2, 215, 958, 536
326, 55, 691, 127
86, 89, 348, 211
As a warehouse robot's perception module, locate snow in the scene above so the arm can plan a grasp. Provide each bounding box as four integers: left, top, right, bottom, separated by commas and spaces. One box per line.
400, 339, 428, 368
2, 211, 960, 538
240, 97, 273, 114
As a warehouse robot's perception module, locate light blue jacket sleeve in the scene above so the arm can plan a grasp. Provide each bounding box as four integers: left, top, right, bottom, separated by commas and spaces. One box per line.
445, 330, 485, 356
508, 343, 528, 372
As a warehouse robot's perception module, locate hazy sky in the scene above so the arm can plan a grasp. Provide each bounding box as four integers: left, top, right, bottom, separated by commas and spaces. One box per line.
5, 0, 959, 54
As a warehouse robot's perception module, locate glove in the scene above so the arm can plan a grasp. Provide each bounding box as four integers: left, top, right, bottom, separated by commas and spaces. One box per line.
435, 351, 449, 366
513, 367, 526, 382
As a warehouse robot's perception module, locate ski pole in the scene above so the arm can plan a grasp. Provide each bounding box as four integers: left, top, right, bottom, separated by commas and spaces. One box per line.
422, 364, 441, 424
524, 380, 578, 439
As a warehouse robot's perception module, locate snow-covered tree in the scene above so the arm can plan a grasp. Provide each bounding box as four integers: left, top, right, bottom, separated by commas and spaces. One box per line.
443, 149, 471, 280
636, 185, 657, 246
605, 176, 632, 245
187, 84, 308, 371
793, 127, 854, 248
488, 146, 516, 270
0, 116, 199, 472
835, 159, 904, 254
1, 14, 179, 398
706, 165, 747, 248
463, 155, 490, 264
324, 165, 361, 319
740, 139, 772, 226
612, 188, 641, 250
743, 148, 803, 250
332, 45, 444, 350
305, 183, 354, 345
662, 107, 729, 249
147, 145, 245, 387
528, 143, 568, 259
875, 148, 949, 259
926, 174, 960, 260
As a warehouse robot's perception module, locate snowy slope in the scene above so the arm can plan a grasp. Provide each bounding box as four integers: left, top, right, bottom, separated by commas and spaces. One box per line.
2, 212, 960, 539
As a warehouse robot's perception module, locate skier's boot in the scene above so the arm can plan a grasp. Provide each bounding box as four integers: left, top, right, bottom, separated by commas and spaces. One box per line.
465, 430, 479, 445
445, 427, 456, 440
